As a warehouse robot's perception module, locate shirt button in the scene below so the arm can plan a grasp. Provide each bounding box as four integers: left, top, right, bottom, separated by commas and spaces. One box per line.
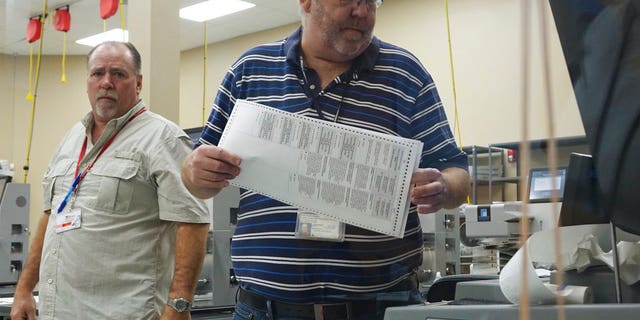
310, 84, 316, 90
52, 249, 57, 254
47, 279, 53, 284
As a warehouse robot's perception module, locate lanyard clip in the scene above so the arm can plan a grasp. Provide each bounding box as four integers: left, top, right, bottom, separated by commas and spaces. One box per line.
56, 174, 81, 214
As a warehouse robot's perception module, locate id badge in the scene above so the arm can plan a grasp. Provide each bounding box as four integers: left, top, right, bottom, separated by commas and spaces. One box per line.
55, 208, 82, 233
295, 211, 345, 242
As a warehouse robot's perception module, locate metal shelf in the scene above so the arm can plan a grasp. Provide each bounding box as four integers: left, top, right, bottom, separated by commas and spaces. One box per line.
487, 136, 589, 202
463, 145, 504, 204
466, 136, 589, 204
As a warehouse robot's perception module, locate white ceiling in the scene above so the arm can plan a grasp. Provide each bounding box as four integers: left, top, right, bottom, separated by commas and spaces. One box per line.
0, 0, 301, 56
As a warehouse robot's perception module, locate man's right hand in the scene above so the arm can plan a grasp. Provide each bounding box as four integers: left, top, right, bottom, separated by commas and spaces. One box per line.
10, 290, 37, 320
181, 145, 242, 199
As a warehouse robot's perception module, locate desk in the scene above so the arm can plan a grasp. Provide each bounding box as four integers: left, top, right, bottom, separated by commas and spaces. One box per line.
384, 303, 640, 320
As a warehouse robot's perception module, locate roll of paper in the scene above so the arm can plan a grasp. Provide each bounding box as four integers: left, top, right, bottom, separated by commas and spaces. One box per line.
499, 224, 609, 304
544, 284, 594, 304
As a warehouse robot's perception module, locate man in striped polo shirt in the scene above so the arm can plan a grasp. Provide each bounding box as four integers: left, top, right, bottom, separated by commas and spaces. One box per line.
182, 0, 470, 319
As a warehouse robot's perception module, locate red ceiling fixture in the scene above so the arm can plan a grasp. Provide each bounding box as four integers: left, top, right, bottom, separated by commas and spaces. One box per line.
53, 6, 71, 32
26, 17, 42, 43
100, 0, 119, 19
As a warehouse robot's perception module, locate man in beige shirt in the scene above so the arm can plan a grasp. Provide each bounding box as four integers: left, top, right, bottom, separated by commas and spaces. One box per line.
11, 41, 209, 320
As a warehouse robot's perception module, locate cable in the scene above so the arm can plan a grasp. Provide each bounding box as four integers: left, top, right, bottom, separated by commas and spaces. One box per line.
443, 0, 463, 148
536, 0, 565, 316
23, 0, 48, 183
443, 0, 468, 204
202, 21, 209, 126
119, 0, 126, 36
26, 43, 34, 100
518, 1, 532, 319
61, 31, 67, 83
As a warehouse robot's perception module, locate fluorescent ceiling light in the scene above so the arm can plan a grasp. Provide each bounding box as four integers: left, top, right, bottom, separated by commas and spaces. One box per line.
76, 28, 129, 47
180, 0, 255, 22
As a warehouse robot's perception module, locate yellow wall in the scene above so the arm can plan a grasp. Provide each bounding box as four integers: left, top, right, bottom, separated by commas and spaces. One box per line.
179, 24, 299, 129
1, 54, 16, 162
374, 0, 583, 145
1, 0, 585, 238
4, 55, 89, 236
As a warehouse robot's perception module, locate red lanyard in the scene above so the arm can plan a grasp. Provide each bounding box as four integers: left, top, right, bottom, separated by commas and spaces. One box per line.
57, 107, 146, 214
75, 107, 146, 177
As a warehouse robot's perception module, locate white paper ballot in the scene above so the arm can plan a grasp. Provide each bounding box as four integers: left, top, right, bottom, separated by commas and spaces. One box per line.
218, 99, 423, 238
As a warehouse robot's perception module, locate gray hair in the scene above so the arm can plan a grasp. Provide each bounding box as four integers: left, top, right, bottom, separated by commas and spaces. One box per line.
87, 41, 142, 75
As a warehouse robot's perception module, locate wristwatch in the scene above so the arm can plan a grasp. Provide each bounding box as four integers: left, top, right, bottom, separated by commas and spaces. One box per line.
167, 297, 192, 313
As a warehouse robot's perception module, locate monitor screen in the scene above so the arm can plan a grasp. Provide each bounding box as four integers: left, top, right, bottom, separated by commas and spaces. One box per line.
527, 167, 566, 203
477, 205, 492, 222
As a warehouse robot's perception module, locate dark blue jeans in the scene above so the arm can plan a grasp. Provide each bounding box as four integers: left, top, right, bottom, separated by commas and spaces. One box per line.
232, 289, 424, 320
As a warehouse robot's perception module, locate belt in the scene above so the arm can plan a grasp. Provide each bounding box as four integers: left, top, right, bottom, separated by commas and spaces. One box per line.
237, 275, 418, 320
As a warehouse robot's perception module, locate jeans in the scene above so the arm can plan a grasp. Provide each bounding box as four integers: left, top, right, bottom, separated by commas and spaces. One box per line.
232, 289, 424, 320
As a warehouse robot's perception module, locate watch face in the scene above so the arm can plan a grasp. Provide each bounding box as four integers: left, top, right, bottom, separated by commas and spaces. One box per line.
170, 298, 191, 312
175, 299, 188, 311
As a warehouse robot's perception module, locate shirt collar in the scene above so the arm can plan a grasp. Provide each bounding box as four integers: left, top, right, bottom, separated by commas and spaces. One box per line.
82, 100, 146, 135
285, 26, 380, 74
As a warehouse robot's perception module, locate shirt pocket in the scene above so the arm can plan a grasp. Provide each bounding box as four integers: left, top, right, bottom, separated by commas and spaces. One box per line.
43, 159, 75, 210
90, 157, 141, 214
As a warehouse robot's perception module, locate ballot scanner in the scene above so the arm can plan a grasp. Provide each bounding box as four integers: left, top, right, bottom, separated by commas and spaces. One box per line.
0, 178, 30, 286
386, 0, 640, 317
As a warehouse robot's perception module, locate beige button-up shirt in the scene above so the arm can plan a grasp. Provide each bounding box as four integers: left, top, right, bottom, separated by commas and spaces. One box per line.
39, 101, 209, 319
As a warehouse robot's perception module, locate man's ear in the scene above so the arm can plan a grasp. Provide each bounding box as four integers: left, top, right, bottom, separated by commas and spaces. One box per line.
300, 0, 312, 13
136, 74, 142, 95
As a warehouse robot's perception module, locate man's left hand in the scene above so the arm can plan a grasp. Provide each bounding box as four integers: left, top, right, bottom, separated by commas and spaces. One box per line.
410, 168, 447, 214
159, 305, 190, 320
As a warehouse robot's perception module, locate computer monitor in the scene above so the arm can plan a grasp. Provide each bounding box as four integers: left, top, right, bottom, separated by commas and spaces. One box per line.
559, 153, 609, 227
527, 167, 567, 203
549, 0, 640, 234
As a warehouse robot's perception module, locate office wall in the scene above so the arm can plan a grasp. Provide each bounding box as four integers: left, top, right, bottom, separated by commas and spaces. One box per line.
180, 24, 298, 129
0, 55, 90, 236
373, 0, 583, 145
1, 0, 585, 238
179, 0, 584, 143
0, 54, 16, 162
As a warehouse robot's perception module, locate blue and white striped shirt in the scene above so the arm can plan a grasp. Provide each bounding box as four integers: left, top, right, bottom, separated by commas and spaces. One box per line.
197, 27, 468, 303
